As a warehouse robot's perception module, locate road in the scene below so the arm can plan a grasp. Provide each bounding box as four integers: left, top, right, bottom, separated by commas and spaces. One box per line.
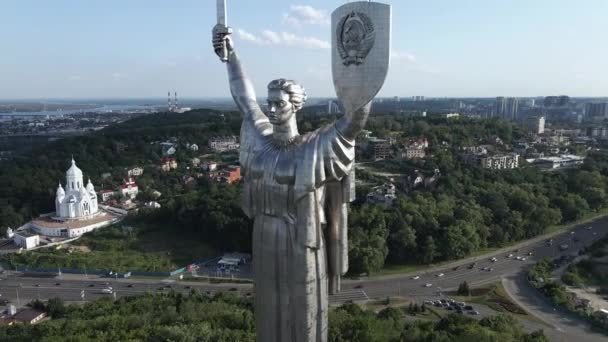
1, 216, 607, 340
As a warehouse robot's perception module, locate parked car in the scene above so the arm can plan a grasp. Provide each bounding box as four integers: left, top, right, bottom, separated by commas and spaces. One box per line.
470, 310, 480, 315
464, 305, 473, 310
412, 276, 420, 280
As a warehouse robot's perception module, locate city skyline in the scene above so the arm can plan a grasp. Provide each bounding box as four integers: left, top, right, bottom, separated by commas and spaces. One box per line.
2, 0, 608, 99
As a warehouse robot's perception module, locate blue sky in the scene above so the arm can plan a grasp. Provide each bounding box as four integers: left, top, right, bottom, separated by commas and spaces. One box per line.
1, 0, 607, 99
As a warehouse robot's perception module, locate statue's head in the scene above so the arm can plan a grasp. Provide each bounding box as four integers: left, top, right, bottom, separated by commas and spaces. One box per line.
266, 79, 307, 125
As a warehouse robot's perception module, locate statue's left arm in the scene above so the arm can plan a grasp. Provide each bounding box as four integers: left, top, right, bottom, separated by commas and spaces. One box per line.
334, 102, 372, 141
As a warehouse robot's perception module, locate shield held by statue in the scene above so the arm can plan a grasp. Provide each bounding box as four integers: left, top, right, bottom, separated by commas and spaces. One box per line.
332, 1, 391, 114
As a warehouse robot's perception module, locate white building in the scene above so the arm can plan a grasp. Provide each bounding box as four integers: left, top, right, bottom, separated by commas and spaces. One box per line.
532, 154, 585, 170
99, 190, 115, 202
187, 143, 199, 151
13, 231, 40, 250
209, 136, 240, 152
526, 116, 546, 134
480, 153, 520, 170
127, 167, 144, 177
120, 178, 139, 199
55, 159, 99, 219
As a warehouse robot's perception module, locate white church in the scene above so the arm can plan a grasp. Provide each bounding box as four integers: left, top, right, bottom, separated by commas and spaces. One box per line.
55, 158, 99, 219
27, 158, 121, 241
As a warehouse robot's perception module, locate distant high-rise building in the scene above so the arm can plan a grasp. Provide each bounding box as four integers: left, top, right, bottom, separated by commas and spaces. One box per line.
495, 97, 519, 120
505, 98, 519, 120
393, 96, 400, 102
412, 96, 425, 102
585, 103, 608, 120
544, 96, 570, 107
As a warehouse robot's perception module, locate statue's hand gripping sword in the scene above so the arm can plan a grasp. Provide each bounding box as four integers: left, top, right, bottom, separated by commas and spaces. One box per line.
215, 0, 232, 63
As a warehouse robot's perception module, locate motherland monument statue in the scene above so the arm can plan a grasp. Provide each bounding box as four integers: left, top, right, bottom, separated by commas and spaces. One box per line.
212, 1, 391, 341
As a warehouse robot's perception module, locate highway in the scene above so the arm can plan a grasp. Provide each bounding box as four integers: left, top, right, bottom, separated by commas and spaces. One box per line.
1, 216, 607, 341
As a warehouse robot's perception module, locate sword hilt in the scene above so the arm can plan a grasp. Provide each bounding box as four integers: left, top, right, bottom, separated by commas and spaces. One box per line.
214, 24, 233, 63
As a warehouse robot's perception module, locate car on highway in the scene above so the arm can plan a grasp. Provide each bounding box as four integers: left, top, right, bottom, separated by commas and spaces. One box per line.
452, 266, 460, 271
101, 288, 113, 294
528, 251, 533, 256
586, 226, 592, 230
34, 284, 40, 287
436, 273, 444, 277
55, 282, 61, 286
127, 284, 134, 288
507, 254, 514, 258
354, 284, 363, 289
490, 257, 498, 262
88, 284, 95, 287
559, 244, 569, 251
468, 262, 477, 269
570, 231, 575, 235
520, 257, 527, 261
411, 276, 420, 280
424, 283, 433, 287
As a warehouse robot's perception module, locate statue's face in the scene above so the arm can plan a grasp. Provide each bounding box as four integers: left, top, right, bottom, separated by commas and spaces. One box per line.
267, 89, 295, 125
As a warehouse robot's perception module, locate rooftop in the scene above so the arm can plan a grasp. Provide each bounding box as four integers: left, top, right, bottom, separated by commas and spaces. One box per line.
32, 212, 116, 230
13, 308, 45, 322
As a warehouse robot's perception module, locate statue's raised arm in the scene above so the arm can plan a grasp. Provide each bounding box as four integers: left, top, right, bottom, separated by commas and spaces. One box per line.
212, 25, 269, 128
334, 102, 372, 141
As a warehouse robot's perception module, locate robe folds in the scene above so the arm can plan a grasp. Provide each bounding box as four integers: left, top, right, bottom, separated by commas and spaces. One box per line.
240, 117, 355, 342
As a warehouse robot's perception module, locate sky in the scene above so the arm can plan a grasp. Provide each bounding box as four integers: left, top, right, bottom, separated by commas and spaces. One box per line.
1, 0, 607, 99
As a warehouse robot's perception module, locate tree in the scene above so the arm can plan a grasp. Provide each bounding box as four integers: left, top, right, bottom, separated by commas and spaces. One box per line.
421, 236, 437, 264
457, 281, 471, 296
46, 297, 66, 319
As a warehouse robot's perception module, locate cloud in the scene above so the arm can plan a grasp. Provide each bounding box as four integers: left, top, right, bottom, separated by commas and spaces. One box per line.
392, 50, 417, 63
283, 5, 330, 28
392, 50, 440, 74
237, 29, 261, 44
237, 29, 330, 49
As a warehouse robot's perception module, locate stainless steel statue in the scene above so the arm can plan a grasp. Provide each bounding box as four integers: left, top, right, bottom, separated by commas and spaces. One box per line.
212, 1, 390, 341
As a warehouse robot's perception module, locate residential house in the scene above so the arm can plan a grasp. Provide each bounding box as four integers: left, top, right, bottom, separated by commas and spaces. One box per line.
160, 157, 178, 172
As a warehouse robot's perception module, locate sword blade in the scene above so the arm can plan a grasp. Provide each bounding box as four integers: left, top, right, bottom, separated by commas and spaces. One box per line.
217, 0, 227, 26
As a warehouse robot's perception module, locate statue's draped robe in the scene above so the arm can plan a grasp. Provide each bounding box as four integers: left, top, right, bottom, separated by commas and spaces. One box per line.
240, 116, 354, 342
